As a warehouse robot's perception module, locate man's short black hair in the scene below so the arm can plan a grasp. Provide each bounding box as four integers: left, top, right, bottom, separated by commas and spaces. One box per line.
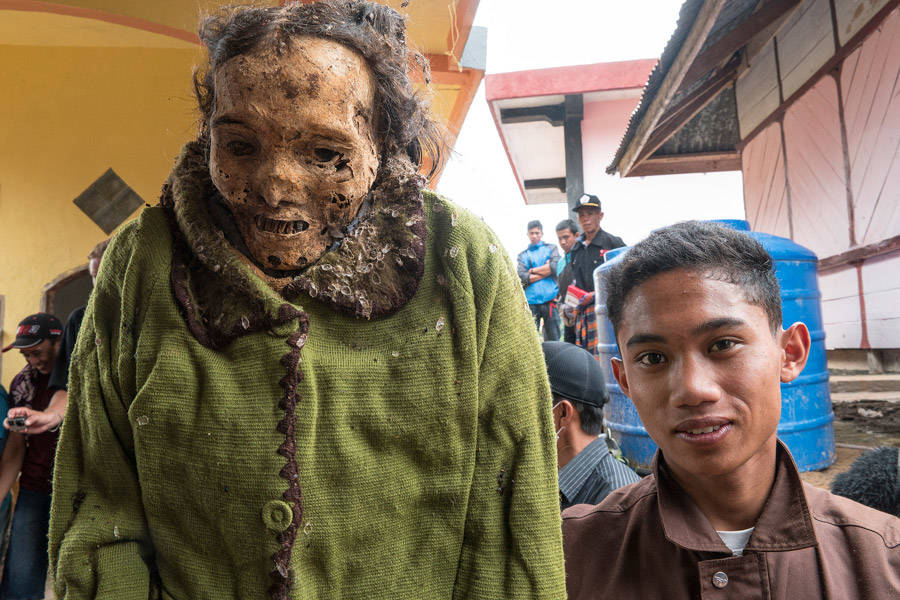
527, 220, 543, 232
554, 395, 604, 436
556, 218, 580, 234
605, 221, 782, 333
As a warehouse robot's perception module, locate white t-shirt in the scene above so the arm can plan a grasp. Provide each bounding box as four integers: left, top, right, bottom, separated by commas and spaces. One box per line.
716, 527, 754, 556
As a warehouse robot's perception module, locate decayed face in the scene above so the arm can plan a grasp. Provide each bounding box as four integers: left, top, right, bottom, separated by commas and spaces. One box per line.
209, 36, 380, 271
610, 269, 809, 483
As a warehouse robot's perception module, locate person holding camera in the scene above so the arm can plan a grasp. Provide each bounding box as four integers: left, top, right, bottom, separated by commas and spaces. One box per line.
0, 313, 63, 599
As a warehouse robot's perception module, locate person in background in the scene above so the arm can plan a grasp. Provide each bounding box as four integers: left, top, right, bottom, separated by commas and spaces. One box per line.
562, 221, 899, 599
567, 194, 624, 352
517, 220, 561, 341
542, 341, 639, 510
0, 386, 12, 574
555, 219, 581, 344
10, 239, 109, 436
0, 313, 63, 599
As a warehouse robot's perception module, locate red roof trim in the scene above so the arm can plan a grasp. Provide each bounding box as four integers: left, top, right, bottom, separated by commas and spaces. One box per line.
485, 59, 657, 102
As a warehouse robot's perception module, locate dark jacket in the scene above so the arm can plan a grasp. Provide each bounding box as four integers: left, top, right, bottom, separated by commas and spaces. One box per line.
568, 229, 625, 292
562, 441, 900, 599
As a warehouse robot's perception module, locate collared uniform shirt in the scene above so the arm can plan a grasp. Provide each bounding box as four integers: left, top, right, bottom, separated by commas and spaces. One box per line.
559, 436, 640, 510
568, 229, 625, 292
562, 441, 900, 600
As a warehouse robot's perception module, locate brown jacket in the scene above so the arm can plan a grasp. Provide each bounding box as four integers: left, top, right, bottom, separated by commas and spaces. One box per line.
562, 442, 900, 599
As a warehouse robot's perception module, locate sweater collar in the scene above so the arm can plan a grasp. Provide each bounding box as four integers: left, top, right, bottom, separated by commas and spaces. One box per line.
160, 141, 427, 347
653, 440, 817, 554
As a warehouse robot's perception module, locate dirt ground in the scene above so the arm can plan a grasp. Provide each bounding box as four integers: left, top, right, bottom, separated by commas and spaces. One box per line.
800, 400, 900, 490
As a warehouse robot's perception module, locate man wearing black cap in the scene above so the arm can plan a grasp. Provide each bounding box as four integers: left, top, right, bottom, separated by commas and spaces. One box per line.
568, 194, 625, 353
0, 313, 63, 598
542, 341, 639, 510
568, 194, 625, 294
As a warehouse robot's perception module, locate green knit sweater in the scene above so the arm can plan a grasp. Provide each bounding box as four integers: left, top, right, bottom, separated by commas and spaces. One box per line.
49, 154, 565, 599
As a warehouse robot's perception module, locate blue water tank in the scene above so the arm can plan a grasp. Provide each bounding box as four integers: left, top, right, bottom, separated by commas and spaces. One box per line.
594, 220, 836, 472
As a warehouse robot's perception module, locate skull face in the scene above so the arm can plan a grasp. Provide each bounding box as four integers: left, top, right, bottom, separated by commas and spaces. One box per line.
209, 36, 380, 271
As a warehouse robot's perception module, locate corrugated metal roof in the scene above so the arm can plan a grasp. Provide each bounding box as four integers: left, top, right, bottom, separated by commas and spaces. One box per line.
607, 0, 763, 174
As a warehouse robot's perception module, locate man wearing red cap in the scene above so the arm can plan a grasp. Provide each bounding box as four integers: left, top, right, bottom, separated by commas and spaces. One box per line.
0, 313, 63, 599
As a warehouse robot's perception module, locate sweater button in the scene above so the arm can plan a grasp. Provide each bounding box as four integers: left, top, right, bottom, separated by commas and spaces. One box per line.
712, 571, 728, 589
262, 500, 293, 532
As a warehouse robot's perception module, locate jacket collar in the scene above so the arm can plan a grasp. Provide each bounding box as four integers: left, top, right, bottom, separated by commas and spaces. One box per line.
654, 440, 818, 554
558, 436, 611, 503
159, 141, 428, 347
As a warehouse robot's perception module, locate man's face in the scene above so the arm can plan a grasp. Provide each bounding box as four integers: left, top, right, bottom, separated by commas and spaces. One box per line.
88, 256, 101, 283
556, 228, 577, 253
577, 207, 603, 239
610, 269, 809, 483
20, 339, 59, 375
209, 36, 380, 271
527, 227, 543, 245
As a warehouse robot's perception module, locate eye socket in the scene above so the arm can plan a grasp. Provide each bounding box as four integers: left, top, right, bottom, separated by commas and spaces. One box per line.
225, 140, 256, 157
709, 339, 737, 353
313, 147, 340, 162
636, 352, 666, 367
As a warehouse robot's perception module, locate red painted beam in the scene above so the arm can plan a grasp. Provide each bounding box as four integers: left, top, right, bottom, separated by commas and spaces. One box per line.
485, 59, 657, 102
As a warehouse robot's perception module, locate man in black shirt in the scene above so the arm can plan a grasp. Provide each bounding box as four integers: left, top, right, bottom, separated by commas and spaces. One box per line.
568, 194, 625, 293
567, 194, 624, 351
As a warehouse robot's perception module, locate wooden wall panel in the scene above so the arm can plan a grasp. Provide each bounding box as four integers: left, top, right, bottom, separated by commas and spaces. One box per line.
782, 76, 851, 257
777, 0, 836, 98
742, 121, 791, 238
736, 40, 780, 138
835, 0, 892, 45
818, 266, 862, 349
841, 7, 900, 246
861, 250, 900, 348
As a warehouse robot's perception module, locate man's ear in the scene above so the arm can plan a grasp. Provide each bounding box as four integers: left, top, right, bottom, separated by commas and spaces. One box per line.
598, 211, 604, 222
611, 357, 629, 397
557, 399, 576, 424
780, 322, 811, 383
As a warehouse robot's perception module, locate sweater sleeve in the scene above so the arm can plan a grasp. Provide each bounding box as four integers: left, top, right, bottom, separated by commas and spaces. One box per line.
49, 217, 161, 599
448, 213, 566, 599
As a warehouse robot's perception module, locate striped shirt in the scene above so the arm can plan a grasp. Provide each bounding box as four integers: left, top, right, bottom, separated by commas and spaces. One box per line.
559, 435, 641, 510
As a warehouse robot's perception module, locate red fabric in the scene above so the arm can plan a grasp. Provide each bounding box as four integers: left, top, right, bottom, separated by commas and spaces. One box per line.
9, 367, 59, 493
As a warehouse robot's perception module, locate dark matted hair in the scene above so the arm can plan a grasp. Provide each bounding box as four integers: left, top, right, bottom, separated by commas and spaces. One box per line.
88, 238, 110, 261
605, 221, 782, 333
527, 220, 543, 232
193, 0, 445, 176
556, 218, 580, 234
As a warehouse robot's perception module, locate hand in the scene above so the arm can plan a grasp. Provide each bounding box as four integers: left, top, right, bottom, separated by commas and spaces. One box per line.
4, 407, 62, 434
577, 292, 595, 308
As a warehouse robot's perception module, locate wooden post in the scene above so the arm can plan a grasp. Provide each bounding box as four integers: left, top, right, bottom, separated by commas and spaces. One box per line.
564, 94, 584, 220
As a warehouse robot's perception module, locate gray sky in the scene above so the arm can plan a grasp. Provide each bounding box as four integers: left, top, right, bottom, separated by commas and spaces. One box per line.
436, 0, 745, 255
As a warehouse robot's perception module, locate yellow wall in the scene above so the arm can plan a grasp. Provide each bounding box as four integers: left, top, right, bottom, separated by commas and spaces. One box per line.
0, 44, 201, 387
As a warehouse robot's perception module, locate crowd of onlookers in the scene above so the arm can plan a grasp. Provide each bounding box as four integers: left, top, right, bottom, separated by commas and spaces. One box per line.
0, 240, 106, 598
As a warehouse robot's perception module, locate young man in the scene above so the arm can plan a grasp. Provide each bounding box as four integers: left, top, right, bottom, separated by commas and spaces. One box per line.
555, 219, 580, 343
0, 313, 64, 599
562, 221, 899, 598
517, 219, 561, 341
542, 341, 639, 509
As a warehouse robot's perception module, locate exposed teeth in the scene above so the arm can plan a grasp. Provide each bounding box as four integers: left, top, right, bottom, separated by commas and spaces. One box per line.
686, 425, 722, 435
254, 215, 309, 235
